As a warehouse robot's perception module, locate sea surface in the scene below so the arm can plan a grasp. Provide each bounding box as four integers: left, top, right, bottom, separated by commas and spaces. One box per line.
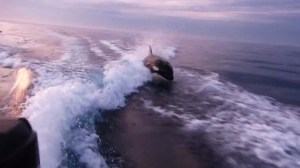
0, 21, 300, 168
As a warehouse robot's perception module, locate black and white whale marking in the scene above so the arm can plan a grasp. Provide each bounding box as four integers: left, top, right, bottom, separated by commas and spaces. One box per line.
143, 46, 174, 81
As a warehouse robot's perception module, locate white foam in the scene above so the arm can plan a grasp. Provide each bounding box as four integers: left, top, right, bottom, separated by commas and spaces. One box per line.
23, 32, 107, 167
22, 32, 165, 168
1, 22, 177, 167
160, 46, 177, 59
0, 50, 9, 58
69, 128, 106, 168
145, 69, 300, 168
94, 42, 152, 109
193, 74, 300, 168
100, 40, 125, 55
0, 45, 22, 68
23, 81, 104, 168
84, 37, 106, 59
0, 56, 22, 68
143, 99, 194, 121
47, 31, 91, 64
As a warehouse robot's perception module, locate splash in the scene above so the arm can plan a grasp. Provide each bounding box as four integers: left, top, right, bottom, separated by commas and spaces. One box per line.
21, 33, 175, 167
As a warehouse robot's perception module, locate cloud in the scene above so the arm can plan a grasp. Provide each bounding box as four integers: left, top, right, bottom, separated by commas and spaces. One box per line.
55, 0, 300, 22
2, 0, 300, 22
1, 0, 300, 46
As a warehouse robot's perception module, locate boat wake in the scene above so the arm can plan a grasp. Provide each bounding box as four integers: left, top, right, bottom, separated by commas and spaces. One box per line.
143, 68, 300, 168
1, 22, 300, 168
8, 30, 176, 167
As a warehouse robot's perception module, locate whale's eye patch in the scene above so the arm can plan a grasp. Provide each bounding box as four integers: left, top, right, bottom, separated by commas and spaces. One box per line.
152, 66, 159, 71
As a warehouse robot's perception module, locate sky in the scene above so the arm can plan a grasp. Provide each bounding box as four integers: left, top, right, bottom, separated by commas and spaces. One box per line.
1, 0, 300, 46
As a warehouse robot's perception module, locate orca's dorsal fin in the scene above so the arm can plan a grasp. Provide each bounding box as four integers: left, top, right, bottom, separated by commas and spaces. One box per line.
149, 45, 153, 56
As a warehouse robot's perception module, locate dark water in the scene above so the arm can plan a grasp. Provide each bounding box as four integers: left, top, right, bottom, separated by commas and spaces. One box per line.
112, 39, 300, 168
1, 23, 300, 168
173, 39, 300, 105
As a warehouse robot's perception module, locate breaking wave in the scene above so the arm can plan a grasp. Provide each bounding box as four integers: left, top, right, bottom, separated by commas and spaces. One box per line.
17, 31, 176, 168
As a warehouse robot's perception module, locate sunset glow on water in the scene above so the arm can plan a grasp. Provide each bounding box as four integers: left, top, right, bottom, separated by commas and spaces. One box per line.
1, 1, 300, 168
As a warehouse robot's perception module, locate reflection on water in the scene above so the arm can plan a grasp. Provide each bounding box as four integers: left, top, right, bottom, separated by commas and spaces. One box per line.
9, 67, 33, 116
0, 22, 300, 168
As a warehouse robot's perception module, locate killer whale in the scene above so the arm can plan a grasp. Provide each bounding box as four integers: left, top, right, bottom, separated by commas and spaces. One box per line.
143, 46, 174, 81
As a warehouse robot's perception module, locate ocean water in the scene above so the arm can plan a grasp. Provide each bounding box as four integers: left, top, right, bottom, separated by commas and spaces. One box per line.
0, 22, 300, 168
